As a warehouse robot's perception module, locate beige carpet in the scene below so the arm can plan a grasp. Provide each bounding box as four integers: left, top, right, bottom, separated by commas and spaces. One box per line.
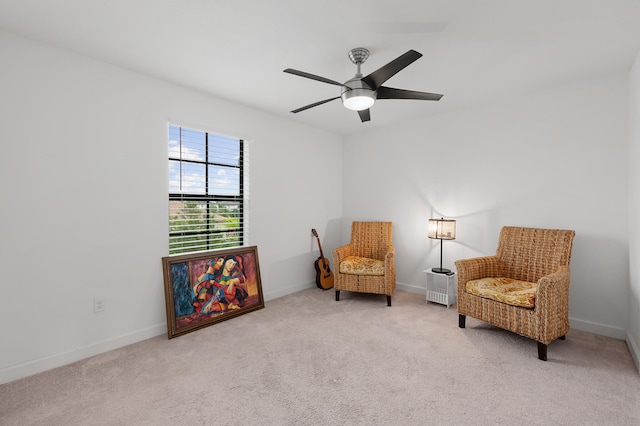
1, 288, 639, 425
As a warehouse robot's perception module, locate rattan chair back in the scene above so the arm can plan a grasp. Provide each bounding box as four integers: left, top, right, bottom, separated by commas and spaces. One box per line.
497, 226, 575, 283
349, 221, 393, 260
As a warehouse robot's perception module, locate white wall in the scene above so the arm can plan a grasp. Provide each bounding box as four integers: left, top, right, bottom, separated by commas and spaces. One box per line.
342, 72, 630, 339
0, 30, 343, 384
629, 50, 640, 370
1, 27, 636, 384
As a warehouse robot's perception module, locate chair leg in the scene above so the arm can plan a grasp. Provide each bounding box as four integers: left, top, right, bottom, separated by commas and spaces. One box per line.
387, 295, 392, 307
458, 314, 466, 328
537, 342, 548, 361
335, 290, 340, 301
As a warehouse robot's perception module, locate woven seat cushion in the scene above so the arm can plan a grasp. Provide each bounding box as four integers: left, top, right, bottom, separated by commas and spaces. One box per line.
339, 256, 385, 276
465, 277, 537, 308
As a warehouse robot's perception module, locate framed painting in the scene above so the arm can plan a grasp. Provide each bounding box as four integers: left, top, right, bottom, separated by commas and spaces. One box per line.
162, 246, 264, 338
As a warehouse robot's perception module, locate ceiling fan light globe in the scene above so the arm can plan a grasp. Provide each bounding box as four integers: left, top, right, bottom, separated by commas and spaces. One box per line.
341, 89, 376, 111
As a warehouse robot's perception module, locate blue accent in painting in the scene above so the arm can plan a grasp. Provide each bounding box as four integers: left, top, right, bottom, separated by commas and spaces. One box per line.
172, 263, 195, 316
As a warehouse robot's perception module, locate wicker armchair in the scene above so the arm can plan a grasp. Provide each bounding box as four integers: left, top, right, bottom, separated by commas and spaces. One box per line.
333, 222, 396, 306
456, 226, 575, 361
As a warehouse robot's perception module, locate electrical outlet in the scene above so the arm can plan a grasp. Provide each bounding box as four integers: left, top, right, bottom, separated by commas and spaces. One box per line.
94, 298, 105, 313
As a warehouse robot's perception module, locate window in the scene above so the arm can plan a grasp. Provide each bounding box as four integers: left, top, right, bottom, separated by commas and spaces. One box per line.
168, 124, 244, 255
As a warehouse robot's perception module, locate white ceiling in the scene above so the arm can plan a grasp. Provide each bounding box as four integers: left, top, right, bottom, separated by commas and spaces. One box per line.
1, 0, 640, 136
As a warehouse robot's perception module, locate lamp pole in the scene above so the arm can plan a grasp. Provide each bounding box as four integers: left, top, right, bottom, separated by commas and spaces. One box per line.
432, 238, 451, 274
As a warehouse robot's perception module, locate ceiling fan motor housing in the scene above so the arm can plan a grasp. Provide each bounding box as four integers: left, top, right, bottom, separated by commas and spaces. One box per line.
341, 77, 376, 111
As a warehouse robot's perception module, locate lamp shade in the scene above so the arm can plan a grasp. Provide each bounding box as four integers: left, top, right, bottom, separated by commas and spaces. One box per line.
428, 218, 456, 240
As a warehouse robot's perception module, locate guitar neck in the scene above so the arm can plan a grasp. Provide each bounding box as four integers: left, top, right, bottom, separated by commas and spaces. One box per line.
312, 228, 326, 259
316, 236, 325, 259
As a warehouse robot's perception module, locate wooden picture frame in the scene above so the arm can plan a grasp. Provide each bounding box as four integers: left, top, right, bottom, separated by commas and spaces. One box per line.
162, 246, 264, 338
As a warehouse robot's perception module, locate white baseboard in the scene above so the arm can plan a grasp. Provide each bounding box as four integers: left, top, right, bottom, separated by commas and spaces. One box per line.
1, 283, 315, 385
0, 323, 166, 385
3, 282, 634, 384
397, 281, 424, 294
265, 281, 316, 301
568, 317, 627, 340
626, 331, 640, 374
401, 281, 629, 341
400, 281, 631, 343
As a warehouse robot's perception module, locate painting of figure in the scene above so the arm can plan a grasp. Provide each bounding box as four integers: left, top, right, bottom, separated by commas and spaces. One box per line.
162, 246, 264, 338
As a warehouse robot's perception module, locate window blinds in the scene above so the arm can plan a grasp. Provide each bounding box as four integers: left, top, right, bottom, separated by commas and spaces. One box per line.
168, 125, 245, 254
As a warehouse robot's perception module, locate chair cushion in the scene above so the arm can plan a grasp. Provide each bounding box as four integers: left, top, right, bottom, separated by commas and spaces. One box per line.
465, 277, 537, 308
339, 256, 385, 276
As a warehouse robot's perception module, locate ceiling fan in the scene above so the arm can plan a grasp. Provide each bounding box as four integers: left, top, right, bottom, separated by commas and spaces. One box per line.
284, 47, 443, 122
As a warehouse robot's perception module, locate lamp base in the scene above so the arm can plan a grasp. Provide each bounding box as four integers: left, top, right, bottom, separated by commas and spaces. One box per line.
431, 267, 451, 274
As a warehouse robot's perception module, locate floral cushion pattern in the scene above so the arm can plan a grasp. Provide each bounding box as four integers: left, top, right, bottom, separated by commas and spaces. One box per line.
465, 277, 538, 308
339, 256, 385, 276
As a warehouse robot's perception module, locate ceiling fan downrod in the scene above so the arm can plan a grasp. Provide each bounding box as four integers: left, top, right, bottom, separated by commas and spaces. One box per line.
348, 47, 370, 77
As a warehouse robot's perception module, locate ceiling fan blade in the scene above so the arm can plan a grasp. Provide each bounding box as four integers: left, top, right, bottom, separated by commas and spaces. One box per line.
361, 50, 423, 90
291, 96, 340, 113
358, 109, 371, 122
377, 86, 443, 101
283, 68, 345, 87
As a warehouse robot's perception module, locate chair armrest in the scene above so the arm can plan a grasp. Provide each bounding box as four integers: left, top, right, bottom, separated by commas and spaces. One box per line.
383, 245, 395, 262
535, 265, 570, 313
455, 256, 502, 283
455, 256, 502, 301
333, 244, 353, 265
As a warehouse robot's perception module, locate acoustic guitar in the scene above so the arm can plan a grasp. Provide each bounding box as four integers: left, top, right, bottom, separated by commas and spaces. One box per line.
311, 228, 334, 290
